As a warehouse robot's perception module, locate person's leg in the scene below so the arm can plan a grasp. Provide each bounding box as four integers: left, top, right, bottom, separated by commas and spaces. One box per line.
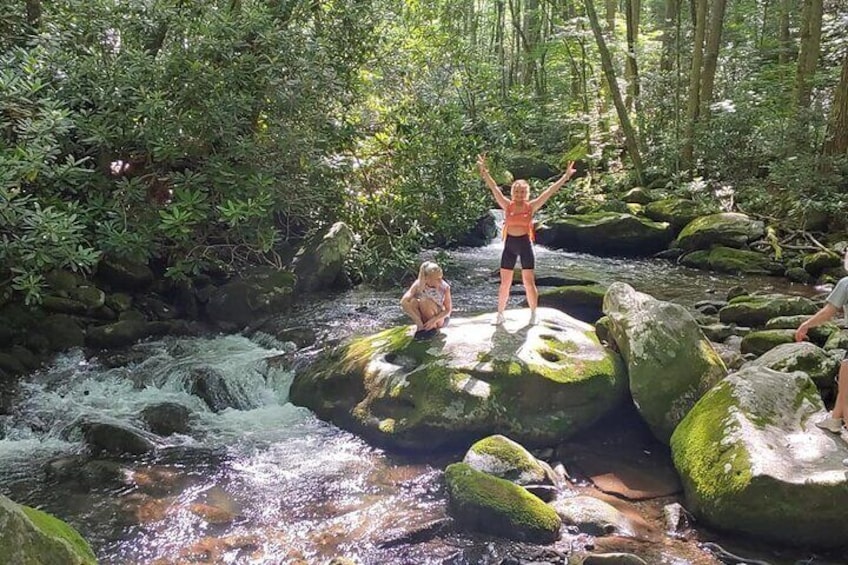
497, 239, 518, 323
497, 269, 512, 316
521, 268, 538, 322
833, 361, 848, 422
401, 297, 425, 330
418, 300, 441, 328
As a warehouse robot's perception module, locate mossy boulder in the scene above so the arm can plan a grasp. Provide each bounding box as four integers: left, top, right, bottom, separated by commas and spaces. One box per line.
38, 315, 85, 351
739, 329, 796, 356
506, 155, 559, 180
671, 366, 848, 548
765, 315, 837, 345
803, 251, 842, 276
718, 294, 818, 328
85, 320, 171, 349
680, 246, 782, 275
206, 267, 295, 327
824, 330, 848, 350
535, 213, 673, 257
96, 254, 154, 291
742, 342, 838, 389
292, 221, 356, 293
289, 308, 628, 450
536, 285, 607, 323
643, 198, 707, 230
673, 213, 764, 252
464, 435, 553, 486
621, 188, 653, 205
445, 462, 561, 543
603, 283, 727, 444
0, 494, 97, 564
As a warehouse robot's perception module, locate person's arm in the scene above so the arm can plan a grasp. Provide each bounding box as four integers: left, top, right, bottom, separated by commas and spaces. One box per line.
477, 154, 510, 210
530, 161, 576, 213
401, 282, 424, 328
795, 303, 838, 342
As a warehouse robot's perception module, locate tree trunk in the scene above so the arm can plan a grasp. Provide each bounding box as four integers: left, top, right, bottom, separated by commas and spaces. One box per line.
823, 52, 848, 155
681, 0, 708, 169
604, 0, 616, 31
794, 0, 823, 110
778, 0, 791, 65
25, 0, 41, 29
624, 0, 641, 111
585, 0, 644, 182
660, 0, 679, 72
700, 0, 727, 119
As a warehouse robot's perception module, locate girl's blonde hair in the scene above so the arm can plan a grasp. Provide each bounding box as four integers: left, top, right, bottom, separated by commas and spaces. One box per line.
417, 261, 443, 286
511, 179, 530, 193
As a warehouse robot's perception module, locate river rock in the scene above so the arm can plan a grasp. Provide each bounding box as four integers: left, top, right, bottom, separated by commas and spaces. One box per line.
96, 255, 154, 291
739, 329, 795, 356
140, 402, 192, 436
673, 212, 764, 252
289, 308, 627, 450
463, 435, 554, 487
803, 250, 842, 276
549, 496, 631, 537
445, 462, 561, 543
603, 283, 727, 444
205, 267, 295, 328
718, 294, 818, 328
0, 494, 97, 564
765, 315, 836, 345
85, 320, 171, 349
292, 222, 355, 293
824, 329, 848, 350
536, 212, 673, 257
187, 365, 258, 412
643, 198, 708, 230
536, 285, 606, 323
671, 365, 848, 548
581, 553, 649, 565
680, 246, 782, 275
38, 315, 85, 351
78, 420, 157, 456
742, 341, 838, 389
622, 187, 653, 204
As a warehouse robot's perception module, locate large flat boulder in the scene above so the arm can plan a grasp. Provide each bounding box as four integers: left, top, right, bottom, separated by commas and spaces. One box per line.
290, 308, 628, 450
671, 366, 848, 548
536, 212, 673, 257
673, 212, 764, 252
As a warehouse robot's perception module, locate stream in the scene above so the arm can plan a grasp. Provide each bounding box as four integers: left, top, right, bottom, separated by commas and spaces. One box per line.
0, 239, 835, 565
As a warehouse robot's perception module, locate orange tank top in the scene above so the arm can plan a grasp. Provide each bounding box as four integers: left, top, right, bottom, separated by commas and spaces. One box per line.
503, 201, 535, 242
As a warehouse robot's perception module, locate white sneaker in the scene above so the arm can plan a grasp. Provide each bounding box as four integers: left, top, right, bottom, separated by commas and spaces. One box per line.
815, 416, 843, 433
528, 311, 538, 325
492, 312, 505, 325
843, 458, 848, 467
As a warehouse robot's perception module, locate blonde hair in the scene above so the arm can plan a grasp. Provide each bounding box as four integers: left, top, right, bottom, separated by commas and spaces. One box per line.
511, 180, 530, 193
417, 261, 443, 286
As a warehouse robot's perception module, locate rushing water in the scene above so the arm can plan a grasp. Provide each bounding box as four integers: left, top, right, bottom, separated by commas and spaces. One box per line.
0, 240, 834, 565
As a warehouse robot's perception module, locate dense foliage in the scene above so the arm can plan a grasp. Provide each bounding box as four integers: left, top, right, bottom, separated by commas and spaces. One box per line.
2, 0, 847, 302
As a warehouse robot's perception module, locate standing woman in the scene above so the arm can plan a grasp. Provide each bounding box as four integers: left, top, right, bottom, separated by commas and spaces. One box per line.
477, 154, 575, 325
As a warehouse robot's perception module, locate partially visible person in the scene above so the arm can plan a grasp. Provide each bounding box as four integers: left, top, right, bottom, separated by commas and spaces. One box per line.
401, 261, 452, 340
795, 257, 848, 438
477, 154, 575, 325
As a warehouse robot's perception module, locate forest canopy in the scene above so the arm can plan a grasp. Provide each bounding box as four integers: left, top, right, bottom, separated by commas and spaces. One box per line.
2, 0, 847, 303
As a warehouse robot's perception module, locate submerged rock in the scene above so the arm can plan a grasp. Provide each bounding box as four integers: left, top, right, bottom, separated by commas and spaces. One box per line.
550, 496, 632, 537
290, 308, 627, 451
463, 434, 554, 487
671, 365, 848, 548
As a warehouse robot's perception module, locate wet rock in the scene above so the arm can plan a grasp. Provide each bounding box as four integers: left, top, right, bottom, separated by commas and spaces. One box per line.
140, 402, 191, 436
39, 314, 85, 350
581, 553, 648, 565
290, 308, 627, 451
464, 435, 555, 488
719, 294, 818, 328
506, 155, 559, 180
206, 267, 295, 328
292, 222, 356, 294
536, 285, 607, 323
743, 341, 838, 389
603, 283, 727, 444
86, 319, 171, 349
549, 496, 631, 537
536, 213, 673, 257
104, 292, 133, 313
96, 255, 154, 291
455, 213, 498, 247
765, 315, 836, 345
0, 493, 97, 564
0, 351, 26, 375
188, 366, 257, 412
445, 462, 561, 543
45, 456, 127, 489
662, 502, 693, 535
739, 329, 796, 356
673, 212, 764, 252
680, 246, 783, 275
79, 420, 157, 456
671, 366, 848, 548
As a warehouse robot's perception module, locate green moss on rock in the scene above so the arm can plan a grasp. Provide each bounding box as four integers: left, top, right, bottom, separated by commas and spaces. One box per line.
445, 462, 561, 543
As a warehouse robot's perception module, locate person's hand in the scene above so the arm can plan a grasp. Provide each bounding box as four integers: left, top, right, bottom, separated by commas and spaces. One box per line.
477, 154, 488, 174
794, 324, 809, 342
563, 160, 576, 181
424, 319, 438, 330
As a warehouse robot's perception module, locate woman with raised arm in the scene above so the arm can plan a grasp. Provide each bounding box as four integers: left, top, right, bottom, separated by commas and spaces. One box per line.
477, 154, 575, 325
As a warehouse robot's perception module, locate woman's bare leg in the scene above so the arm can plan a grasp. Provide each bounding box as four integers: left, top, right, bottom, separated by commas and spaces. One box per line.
401, 297, 425, 330
521, 269, 538, 313
498, 268, 512, 315
834, 361, 848, 421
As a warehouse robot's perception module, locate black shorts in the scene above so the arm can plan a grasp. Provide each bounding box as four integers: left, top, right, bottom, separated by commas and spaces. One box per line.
500, 234, 535, 270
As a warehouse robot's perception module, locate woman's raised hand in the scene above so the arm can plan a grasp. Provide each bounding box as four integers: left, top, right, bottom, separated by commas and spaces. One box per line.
476, 154, 488, 174
564, 160, 576, 181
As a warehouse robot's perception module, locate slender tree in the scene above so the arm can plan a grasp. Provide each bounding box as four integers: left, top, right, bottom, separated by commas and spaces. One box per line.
823, 51, 848, 156
584, 0, 644, 181
778, 0, 792, 65
681, 0, 708, 169
624, 0, 641, 111
700, 0, 727, 119
794, 0, 823, 110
